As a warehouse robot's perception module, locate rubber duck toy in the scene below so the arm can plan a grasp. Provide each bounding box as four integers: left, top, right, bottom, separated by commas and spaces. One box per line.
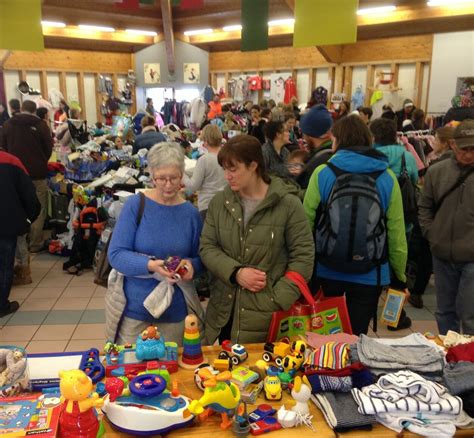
58, 369, 104, 438
290, 376, 311, 416
188, 369, 240, 430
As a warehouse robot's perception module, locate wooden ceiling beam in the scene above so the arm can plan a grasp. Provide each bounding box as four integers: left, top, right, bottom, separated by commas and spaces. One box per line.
161, 0, 176, 75
317, 45, 344, 64
0, 51, 12, 69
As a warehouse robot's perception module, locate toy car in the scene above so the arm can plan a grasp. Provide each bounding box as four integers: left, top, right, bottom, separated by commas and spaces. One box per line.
262, 341, 290, 367
219, 340, 249, 367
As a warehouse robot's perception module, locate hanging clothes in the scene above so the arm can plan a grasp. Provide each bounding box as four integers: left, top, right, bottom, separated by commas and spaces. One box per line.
203, 85, 214, 104
351, 87, 365, 109
273, 77, 285, 103
284, 77, 297, 104
234, 77, 246, 102
248, 76, 262, 91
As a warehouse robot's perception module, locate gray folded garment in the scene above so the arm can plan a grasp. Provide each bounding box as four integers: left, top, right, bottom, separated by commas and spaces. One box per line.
444, 361, 474, 395
311, 392, 376, 430
356, 334, 445, 373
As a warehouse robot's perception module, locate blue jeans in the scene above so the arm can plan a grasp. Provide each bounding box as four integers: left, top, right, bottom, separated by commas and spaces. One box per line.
0, 237, 17, 310
432, 256, 474, 335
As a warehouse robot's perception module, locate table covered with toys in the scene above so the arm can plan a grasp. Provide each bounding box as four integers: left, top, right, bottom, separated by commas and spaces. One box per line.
1, 315, 474, 438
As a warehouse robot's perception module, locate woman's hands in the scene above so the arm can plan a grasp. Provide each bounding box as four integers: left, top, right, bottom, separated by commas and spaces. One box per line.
236, 267, 266, 293
147, 258, 194, 281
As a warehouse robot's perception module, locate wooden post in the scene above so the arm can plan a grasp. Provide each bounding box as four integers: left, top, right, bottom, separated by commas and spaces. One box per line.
211, 73, 217, 90
20, 70, 26, 82
59, 71, 67, 101
94, 73, 102, 123
310, 68, 316, 94
334, 65, 344, 95
77, 72, 86, 120
365, 65, 375, 106
344, 66, 353, 102
415, 61, 424, 108
391, 62, 400, 88
112, 73, 119, 97
258, 71, 263, 103
328, 66, 335, 108
40, 71, 48, 99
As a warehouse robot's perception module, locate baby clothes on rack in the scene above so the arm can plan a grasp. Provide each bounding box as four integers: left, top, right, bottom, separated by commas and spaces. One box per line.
284, 77, 297, 104
273, 77, 285, 103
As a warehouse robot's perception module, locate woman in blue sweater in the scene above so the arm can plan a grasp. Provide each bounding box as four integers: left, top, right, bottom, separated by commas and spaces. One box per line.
108, 142, 203, 345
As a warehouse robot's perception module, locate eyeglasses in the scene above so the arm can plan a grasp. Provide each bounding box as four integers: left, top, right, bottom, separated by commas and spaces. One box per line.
153, 175, 182, 186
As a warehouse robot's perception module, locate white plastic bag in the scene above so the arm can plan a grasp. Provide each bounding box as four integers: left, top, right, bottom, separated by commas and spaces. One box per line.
143, 280, 175, 319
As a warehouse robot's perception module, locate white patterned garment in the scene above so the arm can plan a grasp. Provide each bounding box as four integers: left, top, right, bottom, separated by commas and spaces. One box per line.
352, 370, 463, 437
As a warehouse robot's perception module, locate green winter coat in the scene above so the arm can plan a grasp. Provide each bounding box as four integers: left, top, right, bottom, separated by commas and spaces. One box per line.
200, 176, 314, 344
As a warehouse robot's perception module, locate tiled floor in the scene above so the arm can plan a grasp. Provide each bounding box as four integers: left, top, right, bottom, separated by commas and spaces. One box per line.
0, 253, 106, 353
0, 253, 440, 353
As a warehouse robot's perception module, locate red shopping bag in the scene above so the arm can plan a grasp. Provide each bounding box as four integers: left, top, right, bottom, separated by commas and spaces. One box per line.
266, 272, 352, 342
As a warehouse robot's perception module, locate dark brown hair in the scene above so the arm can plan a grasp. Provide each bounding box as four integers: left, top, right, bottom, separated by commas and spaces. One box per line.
263, 121, 284, 142
332, 115, 373, 150
288, 149, 308, 163
369, 118, 397, 145
21, 100, 37, 114
436, 125, 455, 143
218, 134, 270, 183
284, 112, 296, 122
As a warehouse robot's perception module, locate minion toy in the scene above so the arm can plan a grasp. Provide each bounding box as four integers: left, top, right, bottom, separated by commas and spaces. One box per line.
290, 340, 307, 356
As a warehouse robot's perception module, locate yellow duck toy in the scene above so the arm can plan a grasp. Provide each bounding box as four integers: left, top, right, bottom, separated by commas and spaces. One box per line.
188, 370, 240, 430
58, 369, 104, 438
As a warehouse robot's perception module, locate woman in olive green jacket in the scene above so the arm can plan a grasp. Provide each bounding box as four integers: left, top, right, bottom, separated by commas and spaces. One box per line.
200, 134, 314, 344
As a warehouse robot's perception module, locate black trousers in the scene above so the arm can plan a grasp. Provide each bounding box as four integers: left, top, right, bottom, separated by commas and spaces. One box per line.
320, 279, 382, 335
0, 237, 17, 311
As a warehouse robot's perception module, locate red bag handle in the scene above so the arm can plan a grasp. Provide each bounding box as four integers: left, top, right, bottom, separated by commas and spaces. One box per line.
285, 271, 317, 306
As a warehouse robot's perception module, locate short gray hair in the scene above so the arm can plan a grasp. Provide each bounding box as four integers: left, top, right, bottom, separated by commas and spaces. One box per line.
147, 142, 185, 174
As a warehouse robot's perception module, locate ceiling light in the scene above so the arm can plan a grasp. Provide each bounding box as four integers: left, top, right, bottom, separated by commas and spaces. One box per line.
184, 28, 213, 36
78, 24, 115, 32
41, 21, 66, 28
268, 18, 295, 26
357, 5, 396, 15
125, 29, 158, 36
223, 24, 242, 32
427, 0, 473, 6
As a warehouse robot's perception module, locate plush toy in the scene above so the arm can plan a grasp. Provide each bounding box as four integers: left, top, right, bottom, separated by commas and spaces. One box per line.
0, 350, 27, 387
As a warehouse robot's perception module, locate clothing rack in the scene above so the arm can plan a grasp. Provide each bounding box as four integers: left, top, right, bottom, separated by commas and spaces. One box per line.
397, 129, 432, 136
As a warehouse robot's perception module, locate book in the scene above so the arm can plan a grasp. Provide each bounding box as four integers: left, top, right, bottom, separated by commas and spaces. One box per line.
380, 289, 407, 328
231, 367, 260, 389
0, 391, 61, 437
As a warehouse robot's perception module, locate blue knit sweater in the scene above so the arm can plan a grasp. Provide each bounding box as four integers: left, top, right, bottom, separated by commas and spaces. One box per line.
108, 194, 203, 323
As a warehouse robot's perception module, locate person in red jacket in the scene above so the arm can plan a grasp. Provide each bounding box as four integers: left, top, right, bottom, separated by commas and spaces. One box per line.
0, 149, 40, 317
207, 95, 222, 120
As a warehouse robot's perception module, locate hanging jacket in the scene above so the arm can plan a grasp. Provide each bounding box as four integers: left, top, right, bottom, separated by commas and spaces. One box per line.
418, 155, 474, 263
303, 148, 407, 286
0, 113, 53, 180
200, 177, 314, 344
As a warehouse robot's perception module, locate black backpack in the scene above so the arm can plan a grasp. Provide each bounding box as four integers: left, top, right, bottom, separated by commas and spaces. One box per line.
397, 152, 418, 224
316, 163, 388, 276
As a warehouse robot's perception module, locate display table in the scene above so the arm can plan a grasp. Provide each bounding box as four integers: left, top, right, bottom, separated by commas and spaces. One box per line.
101, 343, 474, 438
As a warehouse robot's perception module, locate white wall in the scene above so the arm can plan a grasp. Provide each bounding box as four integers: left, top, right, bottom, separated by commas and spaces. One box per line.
428, 31, 474, 114
4, 71, 20, 103
296, 69, 310, 105
84, 74, 97, 125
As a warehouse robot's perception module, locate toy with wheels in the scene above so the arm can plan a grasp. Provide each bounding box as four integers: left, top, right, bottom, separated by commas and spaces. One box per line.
219, 340, 248, 367
102, 373, 194, 436
194, 363, 219, 391
262, 340, 290, 367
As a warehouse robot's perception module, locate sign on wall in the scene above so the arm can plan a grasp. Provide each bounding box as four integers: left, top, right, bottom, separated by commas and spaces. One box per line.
184, 63, 200, 84
144, 63, 161, 84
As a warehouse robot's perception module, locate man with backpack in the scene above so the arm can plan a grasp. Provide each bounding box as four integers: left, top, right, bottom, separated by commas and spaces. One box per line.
304, 115, 408, 335
418, 119, 474, 335
297, 104, 333, 189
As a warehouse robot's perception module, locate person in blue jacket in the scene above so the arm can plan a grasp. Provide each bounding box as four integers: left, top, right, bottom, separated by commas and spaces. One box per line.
132, 115, 166, 154
369, 117, 419, 185
304, 115, 408, 335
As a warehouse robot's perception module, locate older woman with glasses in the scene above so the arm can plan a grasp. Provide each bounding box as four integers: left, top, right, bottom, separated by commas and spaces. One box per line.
107, 142, 204, 345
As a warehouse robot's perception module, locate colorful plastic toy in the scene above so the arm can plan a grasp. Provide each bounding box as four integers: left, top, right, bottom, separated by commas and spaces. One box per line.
233, 401, 251, 437
164, 256, 189, 280
194, 363, 219, 391
255, 360, 293, 389
213, 357, 232, 371
262, 341, 290, 367
248, 404, 276, 423
136, 326, 165, 361
290, 376, 311, 416
178, 314, 206, 369
102, 374, 194, 435
58, 369, 104, 438
188, 369, 241, 430
263, 375, 282, 401
219, 340, 248, 367
250, 416, 282, 435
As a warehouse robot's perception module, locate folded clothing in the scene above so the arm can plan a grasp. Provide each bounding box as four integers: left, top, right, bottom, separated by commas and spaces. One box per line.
444, 361, 474, 395
304, 342, 350, 371
352, 370, 462, 436
305, 332, 359, 350
311, 392, 375, 431
355, 333, 445, 375
446, 341, 474, 363
307, 369, 374, 393
305, 360, 365, 377
461, 391, 474, 418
